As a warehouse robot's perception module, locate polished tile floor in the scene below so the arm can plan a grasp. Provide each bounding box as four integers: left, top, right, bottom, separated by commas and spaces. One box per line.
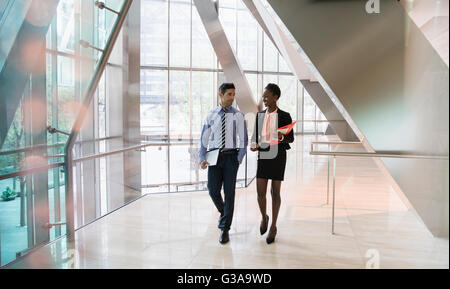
7, 135, 449, 269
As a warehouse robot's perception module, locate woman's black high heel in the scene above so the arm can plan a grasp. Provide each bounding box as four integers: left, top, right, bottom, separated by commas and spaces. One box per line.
266, 226, 277, 244
260, 215, 269, 235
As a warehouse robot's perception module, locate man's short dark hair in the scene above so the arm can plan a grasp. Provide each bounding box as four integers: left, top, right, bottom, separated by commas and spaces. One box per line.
219, 83, 235, 95
265, 83, 281, 99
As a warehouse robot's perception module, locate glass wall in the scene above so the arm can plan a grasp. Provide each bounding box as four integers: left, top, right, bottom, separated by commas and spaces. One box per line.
0, 0, 127, 266
303, 89, 327, 134
46, 0, 126, 230
139, 0, 328, 193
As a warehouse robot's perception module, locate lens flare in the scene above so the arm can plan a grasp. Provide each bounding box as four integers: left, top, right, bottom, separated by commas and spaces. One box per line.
23, 155, 48, 169
19, 39, 45, 74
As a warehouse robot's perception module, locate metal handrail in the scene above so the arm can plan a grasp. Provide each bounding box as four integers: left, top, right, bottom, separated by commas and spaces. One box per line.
0, 136, 121, 157
47, 154, 65, 159
311, 141, 362, 145
0, 162, 65, 181
142, 177, 252, 191
0, 141, 201, 181
74, 142, 160, 163
309, 142, 449, 235
74, 135, 122, 145
311, 150, 449, 160
311, 141, 362, 152
0, 143, 65, 156
310, 140, 448, 160
73, 141, 201, 163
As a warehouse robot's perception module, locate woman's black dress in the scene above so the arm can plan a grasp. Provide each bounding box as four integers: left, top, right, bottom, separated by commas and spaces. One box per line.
252, 108, 294, 181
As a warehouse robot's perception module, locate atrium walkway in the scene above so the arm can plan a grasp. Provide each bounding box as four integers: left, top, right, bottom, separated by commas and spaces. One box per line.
7, 136, 449, 269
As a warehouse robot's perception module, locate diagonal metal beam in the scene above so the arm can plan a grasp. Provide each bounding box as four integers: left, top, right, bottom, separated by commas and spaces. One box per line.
243, 0, 360, 141
193, 0, 258, 115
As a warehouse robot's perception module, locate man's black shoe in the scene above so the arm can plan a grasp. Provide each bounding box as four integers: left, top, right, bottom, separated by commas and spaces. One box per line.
219, 230, 229, 244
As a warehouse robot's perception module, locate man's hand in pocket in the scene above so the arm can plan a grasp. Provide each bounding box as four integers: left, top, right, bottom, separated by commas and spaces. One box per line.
200, 160, 209, 170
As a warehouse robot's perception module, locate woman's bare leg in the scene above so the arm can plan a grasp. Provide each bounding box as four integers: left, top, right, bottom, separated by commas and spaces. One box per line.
256, 178, 269, 219
270, 180, 282, 229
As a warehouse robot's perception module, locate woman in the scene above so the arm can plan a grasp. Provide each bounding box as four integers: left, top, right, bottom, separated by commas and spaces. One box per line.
250, 83, 294, 244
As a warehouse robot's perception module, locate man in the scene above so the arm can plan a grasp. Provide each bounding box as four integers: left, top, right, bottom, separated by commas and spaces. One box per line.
198, 83, 248, 244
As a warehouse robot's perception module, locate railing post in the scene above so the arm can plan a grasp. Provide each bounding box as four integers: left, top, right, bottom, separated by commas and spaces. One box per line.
64, 155, 75, 242
327, 144, 330, 205
332, 155, 336, 235
245, 149, 248, 187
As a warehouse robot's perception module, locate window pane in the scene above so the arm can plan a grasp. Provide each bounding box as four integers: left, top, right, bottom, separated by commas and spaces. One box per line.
141, 0, 168, 66
192, 4, 216, 69
303, 89, 316, 132
169, 70, 190, 139
192, 72, 214, 138
97, 2, 107, 50
237, 8, 258, 71
245, 73, 258, 102
218, 71, 227, 86
220, 0, 236, 9
316, 108, 327, 133
278, 75, 297, 121
279, 53, 290, 72
263, 74, 277, 87
140, 69, 168, 138
169, 144, 203, 185
98, 71, 106, 138
57, 55, 76, 133
219, 4, 237, 52
263, 33, 277, 72
169, 0, 191, 67
105, 66, 123, 137
297, 81, 303, 133
142, 146, 169, 193
57, 0, 75, 53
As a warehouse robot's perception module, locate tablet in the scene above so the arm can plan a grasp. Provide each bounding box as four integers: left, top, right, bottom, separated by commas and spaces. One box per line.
205, 148, 220, 166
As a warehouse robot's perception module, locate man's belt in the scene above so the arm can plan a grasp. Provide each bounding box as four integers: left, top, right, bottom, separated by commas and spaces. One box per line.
219, 149, 238, 154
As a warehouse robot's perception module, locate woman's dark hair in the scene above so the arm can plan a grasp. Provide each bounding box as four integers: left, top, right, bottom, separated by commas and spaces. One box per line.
265, 83, 281, 99
219, 83, 235, 95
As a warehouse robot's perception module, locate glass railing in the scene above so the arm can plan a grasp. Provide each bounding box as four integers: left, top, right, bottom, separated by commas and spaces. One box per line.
140, 140, 257, 193
68, 137, 257, 229
0, 0, 131, 267
0, 163, 67, 266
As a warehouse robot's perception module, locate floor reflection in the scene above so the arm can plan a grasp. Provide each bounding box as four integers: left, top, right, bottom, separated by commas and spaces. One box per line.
5, 135, 449, 269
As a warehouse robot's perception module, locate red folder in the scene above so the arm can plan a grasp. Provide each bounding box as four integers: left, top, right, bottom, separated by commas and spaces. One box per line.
269, 122, 296, 145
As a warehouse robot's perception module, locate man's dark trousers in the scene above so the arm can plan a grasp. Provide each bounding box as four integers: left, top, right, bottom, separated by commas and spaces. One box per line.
207, 150, 240, 231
